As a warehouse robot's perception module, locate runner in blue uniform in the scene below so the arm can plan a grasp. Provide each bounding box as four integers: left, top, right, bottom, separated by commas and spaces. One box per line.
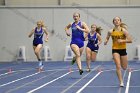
65, 12, 89, 75
85, 24, 102, 72
28, 20, 48, 70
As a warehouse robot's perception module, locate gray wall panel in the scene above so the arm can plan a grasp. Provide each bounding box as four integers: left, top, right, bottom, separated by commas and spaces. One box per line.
0, 7, 139, 61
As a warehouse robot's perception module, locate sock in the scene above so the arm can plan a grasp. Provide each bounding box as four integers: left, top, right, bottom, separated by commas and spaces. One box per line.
39, 61, 42, 67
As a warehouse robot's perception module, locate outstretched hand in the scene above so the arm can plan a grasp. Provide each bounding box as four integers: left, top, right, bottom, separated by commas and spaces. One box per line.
45, 37, 48, 42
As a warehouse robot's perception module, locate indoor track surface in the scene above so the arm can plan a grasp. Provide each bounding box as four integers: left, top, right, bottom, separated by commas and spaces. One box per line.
0, 61, 140, 93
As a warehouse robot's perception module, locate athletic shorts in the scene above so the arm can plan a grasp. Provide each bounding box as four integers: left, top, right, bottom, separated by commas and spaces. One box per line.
112, 49, 127, 56
33, 40, 43, 46
70, 41, 84, 48
87, 44, 98, 53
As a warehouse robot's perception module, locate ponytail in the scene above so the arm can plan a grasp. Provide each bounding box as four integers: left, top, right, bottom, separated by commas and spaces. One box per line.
120, 23, 127, 30
40, 20, 47, 28
96, 26, 102, 35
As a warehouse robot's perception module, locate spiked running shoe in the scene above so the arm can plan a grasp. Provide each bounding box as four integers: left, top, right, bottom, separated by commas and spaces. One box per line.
79, 69, 83, 75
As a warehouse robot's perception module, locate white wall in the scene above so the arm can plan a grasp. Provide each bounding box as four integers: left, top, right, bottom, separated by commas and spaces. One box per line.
4, 0, 140, 6
5, 0, 59, 6
0, 6, 139, 61
130, 0, 140, 5
61, 0, 126, 6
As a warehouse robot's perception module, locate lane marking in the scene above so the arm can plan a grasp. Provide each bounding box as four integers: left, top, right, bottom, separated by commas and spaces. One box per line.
27, 72, 71, 93
0, 71, 16, 77
125, 71, 132, 93
0, 72, 41, 87
132, 69, 140, 72
0, 68, 40, 80
102, 69, 116, 72
117, 69, 127, 93
76, 71, 102, 93
5, 71, 60, 93
61, 65, 100, 93
0, 67, 76, 79
0, 69, 34, 77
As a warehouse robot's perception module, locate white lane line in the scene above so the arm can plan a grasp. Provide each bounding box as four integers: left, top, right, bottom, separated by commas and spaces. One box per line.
0, 72, 40, 87
61, 65, 101, 93
0, 71, 16, 77
0, 67, 71, 78
61, 72, 90, 93
129, 86, 140, 87
5, 71, 60, 93
0, 68, 38, 78
125, 71, 132, 93
27, 72, 71, 93
76, 71, 102, 93
132, 69, 140, 72
102, 69, 116, 72
0, 69, 34, 77
117, 69, 127, 93
0, 69, 40, 80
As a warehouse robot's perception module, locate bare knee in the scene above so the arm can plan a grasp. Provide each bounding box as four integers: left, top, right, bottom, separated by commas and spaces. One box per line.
76, 54, 81, 58
34, 49, 39, 55
122, 66, 127, 70
116, 65, 121, 70
91, 58, 96, 62
121, 63, 128, 70
86, 55, 90, 60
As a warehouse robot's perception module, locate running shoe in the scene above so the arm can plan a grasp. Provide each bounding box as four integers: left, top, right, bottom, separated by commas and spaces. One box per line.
79, 69, 83, 75
120, 82, 124, 87
39, 61, 44, 69
39, 61, 42, 67
86, 68, 91, 72
40, 64, 44, 70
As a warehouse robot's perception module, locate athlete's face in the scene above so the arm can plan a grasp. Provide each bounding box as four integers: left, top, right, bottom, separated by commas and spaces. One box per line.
113, 17, 121, 26
73, 13, 80, 22
91, 25, 96, 32
37, 21, 42, 28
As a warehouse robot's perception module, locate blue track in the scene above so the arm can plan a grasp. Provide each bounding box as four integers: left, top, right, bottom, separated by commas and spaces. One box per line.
0, 61, 140, 93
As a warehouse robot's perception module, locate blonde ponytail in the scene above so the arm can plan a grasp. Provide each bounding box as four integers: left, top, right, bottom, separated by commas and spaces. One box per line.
120, 23, 127, 30
96, 26, 103, 35
40, 20, 47, 28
